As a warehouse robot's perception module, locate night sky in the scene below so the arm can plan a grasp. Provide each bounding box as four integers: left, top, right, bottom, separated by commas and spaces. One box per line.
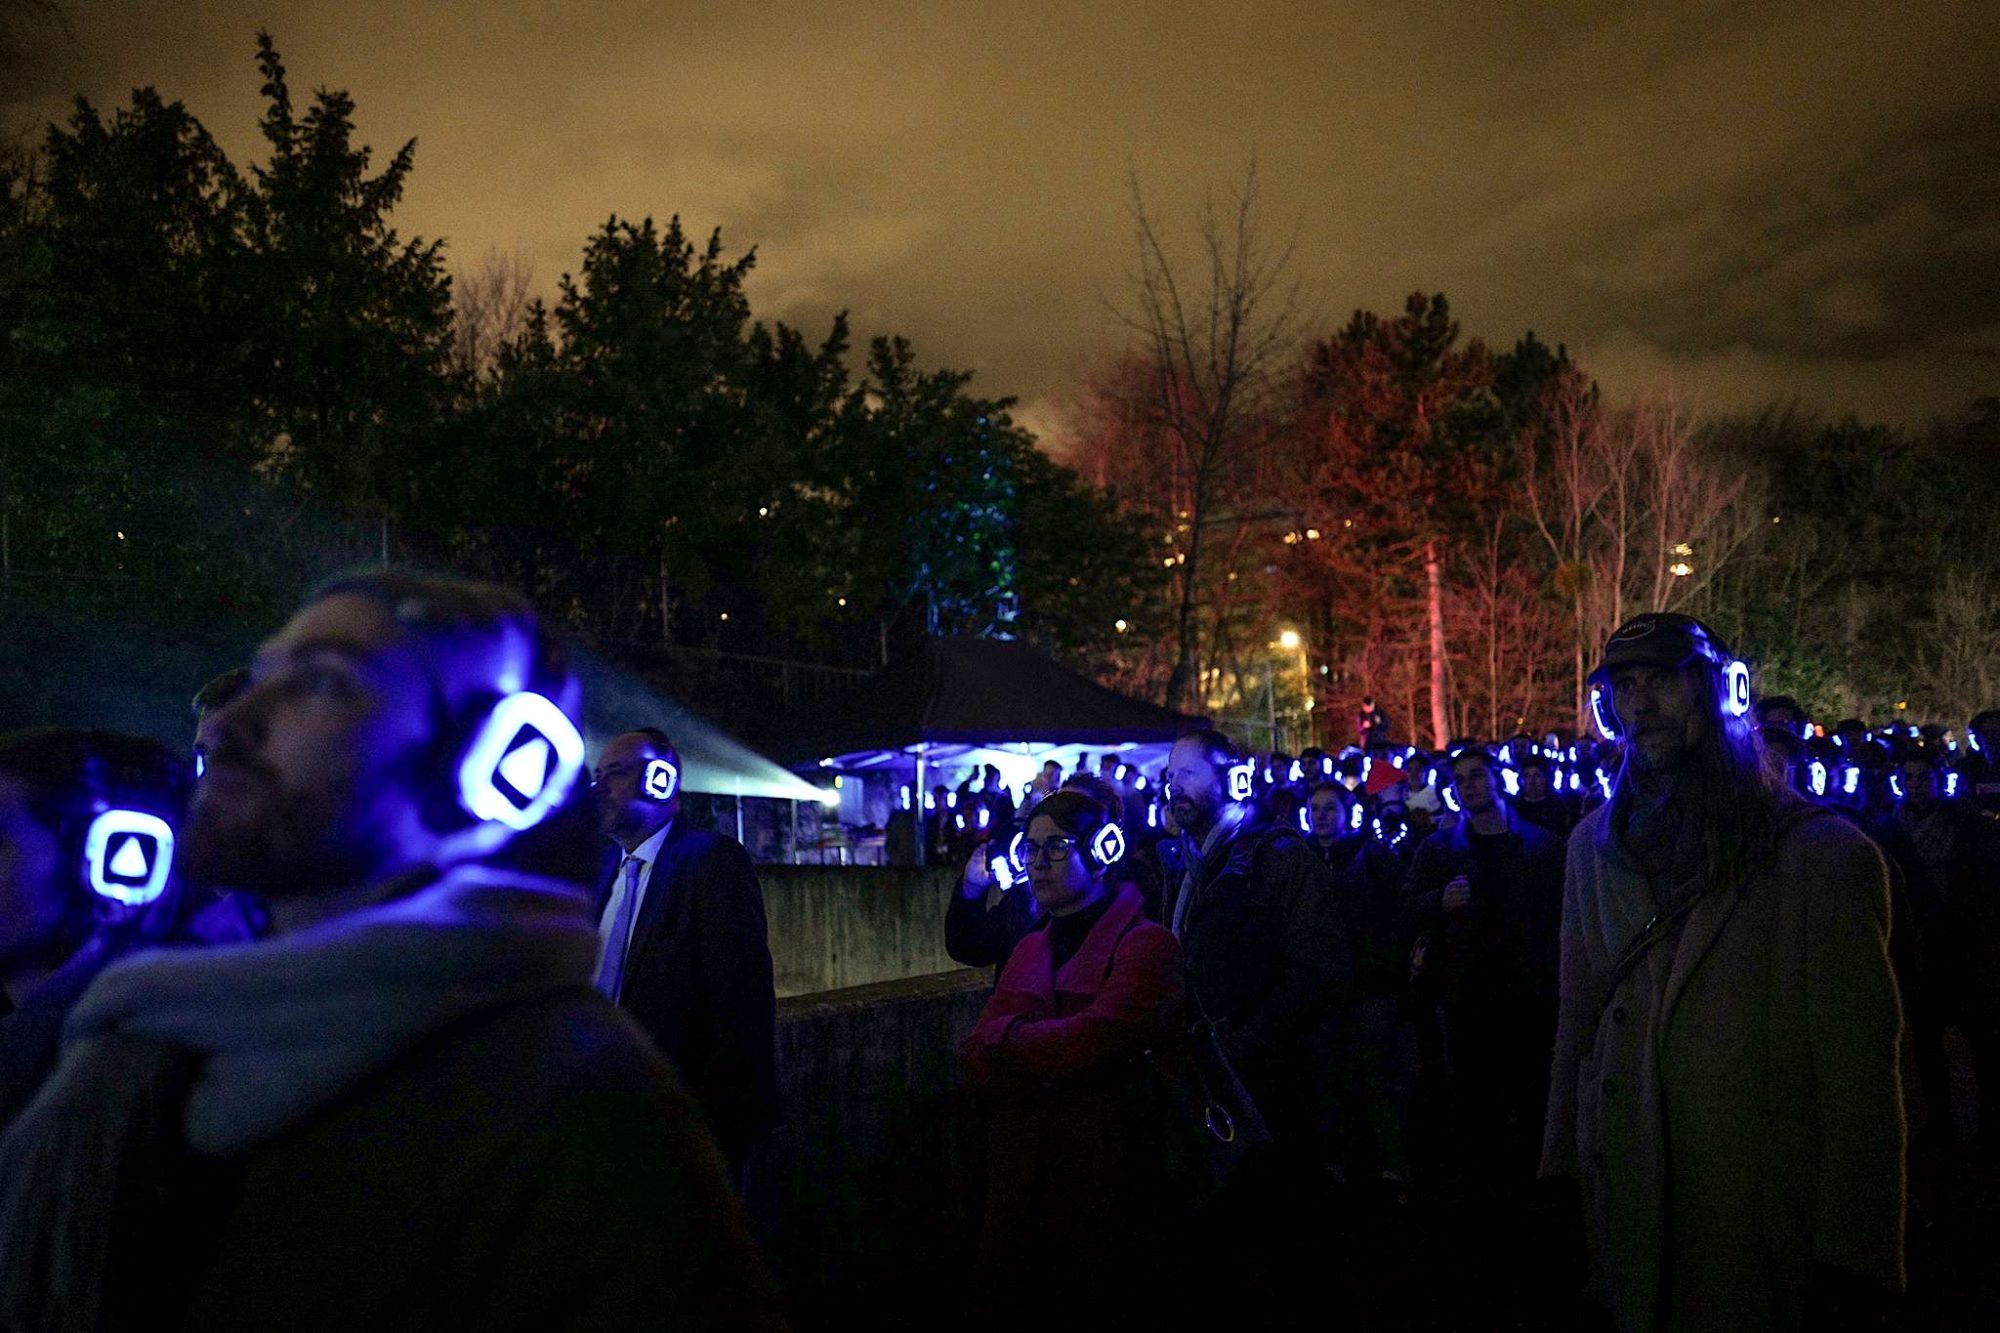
8, 1, 1997, 432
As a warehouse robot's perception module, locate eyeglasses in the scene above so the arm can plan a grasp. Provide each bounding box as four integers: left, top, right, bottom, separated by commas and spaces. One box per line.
1017, 836, 1081, 864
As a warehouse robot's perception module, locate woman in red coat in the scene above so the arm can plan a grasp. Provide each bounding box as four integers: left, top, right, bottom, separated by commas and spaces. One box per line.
958, 790, 1186, 1321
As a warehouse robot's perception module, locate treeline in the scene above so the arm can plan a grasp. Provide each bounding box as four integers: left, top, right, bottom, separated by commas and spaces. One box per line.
0, 33, 1159, 696
1065, 187, 2000, 741
5, 37, 1993, 741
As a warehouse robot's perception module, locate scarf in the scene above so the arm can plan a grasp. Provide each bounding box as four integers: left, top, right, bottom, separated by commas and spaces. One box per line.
1170, 805, 1248, 938
0, 864, 600, 1332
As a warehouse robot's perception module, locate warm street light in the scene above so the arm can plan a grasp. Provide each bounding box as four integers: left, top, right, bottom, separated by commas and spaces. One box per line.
1278, 629, 1301, 650
1670, 561, 1693, 578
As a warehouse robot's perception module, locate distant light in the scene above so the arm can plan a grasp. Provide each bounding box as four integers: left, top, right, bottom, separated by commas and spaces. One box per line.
1896, 700, 1909, 711
832, 775, 843, 790
1669, 561, 1694, 578
1304, 528, 1321, 541
837, 597, 847, 607
1115, 618, 1129, 633
758, 507, 769, 517
1279, 629, 1301, 650
115, 531, 125, 540
719, 613, 729, 621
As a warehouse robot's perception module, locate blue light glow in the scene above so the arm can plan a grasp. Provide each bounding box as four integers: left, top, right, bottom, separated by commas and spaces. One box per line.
1889, 773, 1905, 800
1288, 760, 1304, 783
1092, 823, 1127, 866
1298, 805, 1312, 835
1597, 771, 1613, 799
1146, 803, 1159, 829
1227, 762, 1256, 802
1723, 660, 1752, 717
193, 751, 205, 779
1360, 756, 1373, 785
947, 792, 959, 809
1946, 771, 1962, 798
1442, 784, 1461, 814
1568, 771, 1582, 792
457, 692, 585, 832
899, 785, 912, 811
993, 855, 1016, 890
83, 809, 175, 907
1501, 768, 1520, 796
1806, 760, 1827, 797
924, 792, 937, 812
1800, 719, 1814, 740
1349, 801, 1365, 832
1133, 774, 1148, 791
1843, 766, 1860, 796
976, 804, 991, 830
1590, 685, 1616, 739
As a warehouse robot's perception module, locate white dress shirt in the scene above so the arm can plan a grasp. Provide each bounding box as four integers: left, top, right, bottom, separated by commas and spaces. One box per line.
597, 819, 672, 978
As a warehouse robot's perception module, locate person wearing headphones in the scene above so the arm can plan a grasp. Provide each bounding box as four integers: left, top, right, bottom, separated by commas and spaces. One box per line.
590, 726, 777, 1185
0, 571, 781, 1330
0, 728, 230, 1126
1403, 744, 1565, 1188
958, 790, 1184, 1322
1540, 613, 1903, 1330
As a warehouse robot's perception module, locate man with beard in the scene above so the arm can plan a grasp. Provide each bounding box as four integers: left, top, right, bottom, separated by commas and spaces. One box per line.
1166, 730, 1352, 1147
0, 572, 780, 1330
1542, 613, 1903, 1331
592, 727, 777, 1183
1165, 729, 1351, 1311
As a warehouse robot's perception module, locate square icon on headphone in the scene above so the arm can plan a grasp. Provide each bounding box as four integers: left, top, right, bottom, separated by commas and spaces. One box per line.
84, 809, 174, 907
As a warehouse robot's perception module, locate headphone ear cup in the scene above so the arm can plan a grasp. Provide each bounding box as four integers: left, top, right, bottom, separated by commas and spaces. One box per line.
1589, 681, 1621, 739
1090, 822, 1126, 871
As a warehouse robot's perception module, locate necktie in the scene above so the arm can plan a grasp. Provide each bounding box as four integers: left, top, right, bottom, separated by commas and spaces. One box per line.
595, 856, 644, 999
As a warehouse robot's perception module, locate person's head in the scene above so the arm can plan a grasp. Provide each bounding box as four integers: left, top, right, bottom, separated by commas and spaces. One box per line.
593, 728, 681, 852
0, 729, 191, 993
1592, 612, 1783, 887
1969, 710, 2000, 761
1759, 725, 1808, 789
1448, 748, 1502, 818
1307, 781, 1351, 843
1060, 771, 1125, 825
1900, 752, 1941, 809
1754, 695, 1807, 735
1361, 696, 1375, 710
1020, 791, 1119, 918
1041, 759, 1060, 781
1165, 728, 1243, 839
188, 570, 588, 923
1518, 753, 1551, 801
190, 667, 250, 777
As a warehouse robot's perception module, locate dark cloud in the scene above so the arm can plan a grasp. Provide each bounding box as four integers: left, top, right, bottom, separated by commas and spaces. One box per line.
7, 0, 1997, 426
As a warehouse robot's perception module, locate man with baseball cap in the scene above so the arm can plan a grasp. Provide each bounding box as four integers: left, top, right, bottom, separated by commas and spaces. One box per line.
1541, 612, 1904, 1330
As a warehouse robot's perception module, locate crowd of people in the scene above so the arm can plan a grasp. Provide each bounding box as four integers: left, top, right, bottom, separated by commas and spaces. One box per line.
945, 613, 2000, 1329
3, 576, 1997, 1329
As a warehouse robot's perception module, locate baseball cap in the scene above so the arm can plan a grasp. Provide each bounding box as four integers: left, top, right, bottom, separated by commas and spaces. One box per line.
1594, 612, 1729, 679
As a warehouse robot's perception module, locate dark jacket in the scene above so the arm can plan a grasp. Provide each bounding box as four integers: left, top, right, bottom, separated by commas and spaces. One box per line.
1177, 818, 1353, 1127
153, 993, 784, 1330
1542, 800, 1904, 1332
1403, 806, 1564, 1010
606, 821, 778, 1168
944, 876, 1041, 971
1315, 832, 1413, 995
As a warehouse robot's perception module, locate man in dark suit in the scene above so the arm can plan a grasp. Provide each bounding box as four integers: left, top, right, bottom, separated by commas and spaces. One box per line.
592, 728, 777, 1181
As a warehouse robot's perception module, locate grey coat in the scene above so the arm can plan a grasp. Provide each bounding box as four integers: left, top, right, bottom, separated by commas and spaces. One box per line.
1541, 798, 1904, 1332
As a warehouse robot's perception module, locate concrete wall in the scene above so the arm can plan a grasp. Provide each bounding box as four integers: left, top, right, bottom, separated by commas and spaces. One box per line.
768, 970, 993, 1324
760, 865, 979, 997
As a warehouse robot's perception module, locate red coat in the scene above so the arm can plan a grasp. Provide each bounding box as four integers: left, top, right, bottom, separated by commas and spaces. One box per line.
958, 884, 1185, 1313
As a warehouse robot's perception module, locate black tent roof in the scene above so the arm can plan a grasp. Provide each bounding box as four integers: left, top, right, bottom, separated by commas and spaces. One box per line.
784, 636, 1208, 763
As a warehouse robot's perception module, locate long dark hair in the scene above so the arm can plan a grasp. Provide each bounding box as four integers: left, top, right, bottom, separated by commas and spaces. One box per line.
1610, 662, 1787, 891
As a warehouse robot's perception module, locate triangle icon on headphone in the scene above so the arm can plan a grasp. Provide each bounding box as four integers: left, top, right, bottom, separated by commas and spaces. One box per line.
498, 736, 551, 801
108, 834, 152, 881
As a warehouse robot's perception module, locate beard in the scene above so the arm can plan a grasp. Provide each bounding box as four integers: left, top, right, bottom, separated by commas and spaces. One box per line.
188, 768, 384, 897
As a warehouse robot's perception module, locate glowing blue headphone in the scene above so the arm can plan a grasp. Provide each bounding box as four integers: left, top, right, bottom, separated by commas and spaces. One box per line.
1287, 759, 1304, 784
1227, 761, 1257, 802
643, 756, 680, 802
1807, 760, 1829, 798
1842, 765, 1860, 796
1888, 772, 1905, 800
458, 692, 585, 832
1945, 770, 1962, 798
899, 785, 912, 811
83, 808, 176, 908
1296, 804, 1312, 835
1500, 768, 1520, 796
1349, 800, 1366, 832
